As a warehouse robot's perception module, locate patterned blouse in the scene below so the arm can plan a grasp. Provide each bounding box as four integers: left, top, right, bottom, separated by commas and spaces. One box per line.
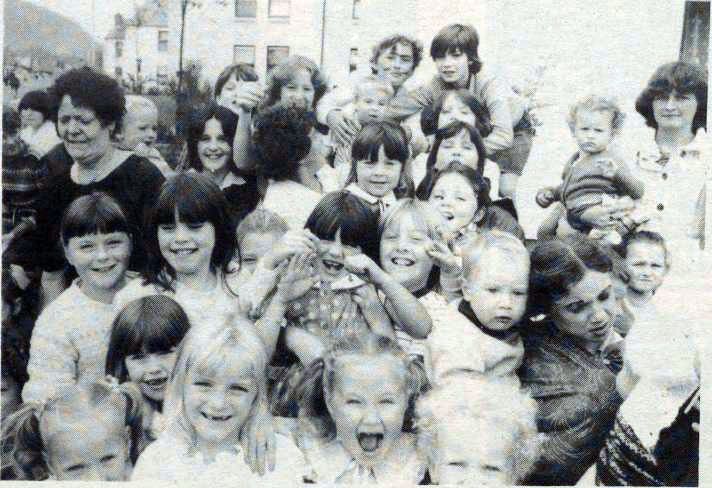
518, 320, 624, 485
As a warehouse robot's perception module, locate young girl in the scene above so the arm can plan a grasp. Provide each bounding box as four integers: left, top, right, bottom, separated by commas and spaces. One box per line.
343, 122, 412, 213
294, 333, 429, 484
113, 172, 283, 357
1, 379, 143, 481
416, 375, 541, 485
414, 121, 500, 201
105, 295, 192, 454
23, 192, 133, 403
131, 323, 306, 483
283, 191, 395, 367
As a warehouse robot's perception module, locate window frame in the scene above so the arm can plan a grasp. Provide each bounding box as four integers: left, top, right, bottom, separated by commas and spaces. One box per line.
235, 0, 257, 18
233, 45, 257, 67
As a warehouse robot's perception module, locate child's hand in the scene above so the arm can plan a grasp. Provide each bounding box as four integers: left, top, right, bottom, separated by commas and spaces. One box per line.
596, 158, 618, 179
535, 188, 557, 208
352, 283, 384, 316
265, 230, 320, 269
242, 401, 276, 475
343, 254, 380, 281
426, 239, 461, 275
133, 141, 155, 158
276, 253, 318, 303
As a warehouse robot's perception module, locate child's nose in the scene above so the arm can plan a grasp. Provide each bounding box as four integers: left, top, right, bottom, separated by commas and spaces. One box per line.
207, 389, 228, 408
362, 407, 383, 425
174, 223, 190, 241
95, 243, 110, 260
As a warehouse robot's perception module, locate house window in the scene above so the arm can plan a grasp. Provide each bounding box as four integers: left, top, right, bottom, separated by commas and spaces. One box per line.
269, 0, 290, 18
266, 46, 289, 72
349, 48, 358, 72
352, 0, 361, 19
115, 41, 123, 57
115, 67, 123, 77
157, 65, 169, 85
234, 45, 256, 66
158, 31, 169, 52
235, 0, 257, 18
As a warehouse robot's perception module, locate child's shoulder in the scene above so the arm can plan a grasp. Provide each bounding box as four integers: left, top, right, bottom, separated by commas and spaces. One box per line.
113, 278, 164, 310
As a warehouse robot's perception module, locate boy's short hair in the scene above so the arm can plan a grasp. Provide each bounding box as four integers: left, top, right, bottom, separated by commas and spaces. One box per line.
620, 230, 671, 269
353, 75, 395, 100
567, 94, 626, 135
461, 230, 529, 283
430, 24, 482, 75
18, 90, 52, 121
215, 63, 259, 99
124, 95, 158, 117
370, 34, 424, 70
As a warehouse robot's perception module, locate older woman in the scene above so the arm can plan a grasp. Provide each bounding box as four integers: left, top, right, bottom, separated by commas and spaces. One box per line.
30, 68, 165, 306
518, 236, 625, 485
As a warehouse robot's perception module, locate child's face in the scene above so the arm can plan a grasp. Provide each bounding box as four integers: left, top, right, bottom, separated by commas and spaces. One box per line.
216, 74, 244, 109
463, 249, 529, 331
380, 212, 434, 293
158, 215, 216, 280
20, 108, 44, 130
1, 374, 21, 417
374, 43, 416, 90
198, 118, 232, 174
573, 109, 614, 154
184, 357, 258, 446
355, 146, 402, 197
354, 87, 390, 125
126, 349, 178, 403
120, 108, 158, 151
433, 417, 513, 486
64, 232, 131, 295
328, 354, 409, 466
280, 69, 315, 109
240, 231, 282, 276
624, 242, 667, 295
48, 419, 129, 481
317, 229, 362, 284
434, 49, 470, 87
429, 173, 479, 233
435, 129, 480, 171
439, 93, 476, 129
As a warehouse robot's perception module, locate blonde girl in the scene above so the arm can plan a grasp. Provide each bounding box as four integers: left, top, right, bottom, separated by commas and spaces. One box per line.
131, 323, 306, 483
294, 333, 429, 484
1, 380, 143, 481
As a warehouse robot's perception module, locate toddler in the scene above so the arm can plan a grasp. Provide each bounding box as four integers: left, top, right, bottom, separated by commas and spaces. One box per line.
426, 230, 529, 382
294, 333, 429, 484
536, 95, 645, 243
2, 380, 142, 480
416, 375, 541, 485
115, 95, 172, 177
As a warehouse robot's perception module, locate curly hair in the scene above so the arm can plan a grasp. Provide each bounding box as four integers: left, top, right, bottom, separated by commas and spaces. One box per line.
567, 94, 626, 136
635, 61, 707, 133
260, 55, 328, 110
49, 67, 126, 127
370, 34, 424, 71
252, 104, 313, 182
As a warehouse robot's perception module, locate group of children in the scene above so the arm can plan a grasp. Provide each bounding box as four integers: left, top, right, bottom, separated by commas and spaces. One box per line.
0, 21, 687, 485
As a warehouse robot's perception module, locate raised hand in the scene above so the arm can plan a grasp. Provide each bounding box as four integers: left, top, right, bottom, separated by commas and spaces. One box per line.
535, 187, 557, 208
276, 252, 318, 303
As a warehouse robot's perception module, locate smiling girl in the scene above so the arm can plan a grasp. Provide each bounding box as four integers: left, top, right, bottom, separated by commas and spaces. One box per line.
23, 193, 132, 403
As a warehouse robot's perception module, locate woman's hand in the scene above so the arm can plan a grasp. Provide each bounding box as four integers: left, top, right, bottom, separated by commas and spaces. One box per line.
328, 111, 361, 147
242, 401, 276, 475
219, 81, 264, 114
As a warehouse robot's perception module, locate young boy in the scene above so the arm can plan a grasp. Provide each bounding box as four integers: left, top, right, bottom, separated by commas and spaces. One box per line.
426, 230, 529, 382
115, 95, 172, 177
536, 95, 645, 244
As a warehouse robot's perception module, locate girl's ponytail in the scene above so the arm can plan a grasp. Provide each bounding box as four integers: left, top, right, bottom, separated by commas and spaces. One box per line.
1, 402, 49, 480
93, 378, 145, 463
293, 358, 334, 440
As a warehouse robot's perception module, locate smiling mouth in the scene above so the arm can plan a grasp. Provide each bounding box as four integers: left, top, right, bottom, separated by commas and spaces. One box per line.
357, 432, 384, 452
201, 412, 233, 422
391, 257, 415, 267
91, 263, 117, 273
171, 248, 198, 256
322, 258, 344, 273
143, 377, 167, 389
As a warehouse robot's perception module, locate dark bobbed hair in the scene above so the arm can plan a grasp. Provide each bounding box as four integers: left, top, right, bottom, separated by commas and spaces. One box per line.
214, 63, 259, 99
635, 61, 707, 133
528, 235, 613, 317
105, 295, 191, 384
143, 172, 237, 292
416, 121, 487, 199
370, 34, 424, 71
430, 23, 483, 75
253, 104, 313, 182
60, 192, 132, 246
420, 89, 492, 137
186, 104, 238, 174
18, 90, 52, 121
305, 191, 381, 264
49, 67, 126, 127
261, 55, 328, 110
347, 122, 413, 197
3, 108, 21, 137
419, 162, 491, 216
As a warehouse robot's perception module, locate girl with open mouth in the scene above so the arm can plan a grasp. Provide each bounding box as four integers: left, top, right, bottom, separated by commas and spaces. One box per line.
294, 333, 429, 484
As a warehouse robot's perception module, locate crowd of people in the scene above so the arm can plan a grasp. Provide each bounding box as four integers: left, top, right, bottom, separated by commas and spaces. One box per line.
1, 22, 707, 485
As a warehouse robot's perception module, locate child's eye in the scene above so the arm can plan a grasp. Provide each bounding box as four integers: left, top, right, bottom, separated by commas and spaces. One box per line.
101, 455, 116, 463
483, 465, 502, 472
486, 287, 498, 293
159, 224, 176, 232
79, 244, 95, 250
106, 239, 123, 246
65, 464, 85, 473
59, 116, 72, 125
447, 461, 466, 468
193, 381, 211, 387
566, 303, 585, 314
187, 223, 205, 230
128, 352, 146, 361
230, 384, 249, 392
345, 398, 362, 405
379, 398, 396, 405
598, 291, 610, 302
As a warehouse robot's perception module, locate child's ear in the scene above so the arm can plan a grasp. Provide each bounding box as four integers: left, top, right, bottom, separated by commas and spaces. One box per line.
473, 207, 486, 224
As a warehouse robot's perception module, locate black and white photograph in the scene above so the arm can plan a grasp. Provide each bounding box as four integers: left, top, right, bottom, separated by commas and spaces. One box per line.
0, 0, 708, 484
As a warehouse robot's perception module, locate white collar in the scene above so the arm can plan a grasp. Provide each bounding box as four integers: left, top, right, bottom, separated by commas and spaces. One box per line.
219, 171, 246, 189
637, 129, 710, 171
344, 183, 397, 207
